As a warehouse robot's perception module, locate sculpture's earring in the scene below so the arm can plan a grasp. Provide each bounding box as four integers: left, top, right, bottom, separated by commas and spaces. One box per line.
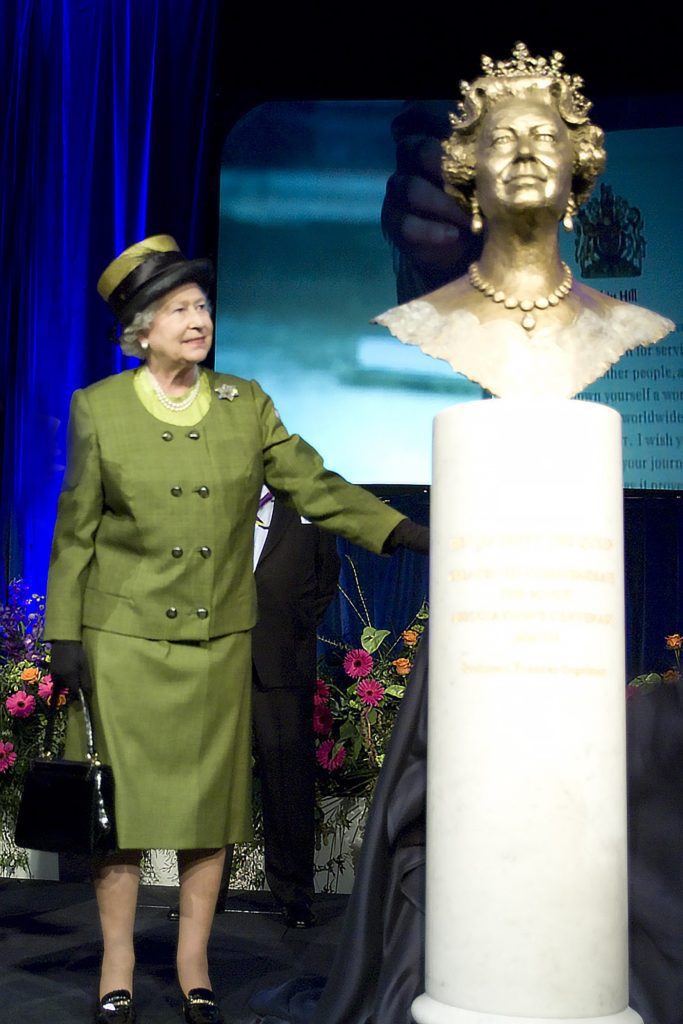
470, 194, 483, 235
140, 339, 149, 350
562, 193, 577, 232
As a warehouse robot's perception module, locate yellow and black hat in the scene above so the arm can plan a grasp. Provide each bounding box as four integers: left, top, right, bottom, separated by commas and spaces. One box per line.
97, 235, 213, 326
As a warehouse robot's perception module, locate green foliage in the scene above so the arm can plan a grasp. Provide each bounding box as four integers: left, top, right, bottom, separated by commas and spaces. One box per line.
314, 557, 427, 797
627, 633, 681, 699
0, 582, 66, 876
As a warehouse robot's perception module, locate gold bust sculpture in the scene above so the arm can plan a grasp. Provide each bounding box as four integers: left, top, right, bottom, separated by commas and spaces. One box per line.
375, 43, 674, 398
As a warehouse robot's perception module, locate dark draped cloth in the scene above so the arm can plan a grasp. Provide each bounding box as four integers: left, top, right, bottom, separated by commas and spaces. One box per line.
627, 681, 683, 1024
249, 631, 683, 1024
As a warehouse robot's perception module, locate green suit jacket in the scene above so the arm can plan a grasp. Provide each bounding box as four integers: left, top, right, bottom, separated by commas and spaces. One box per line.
44, 369, 404, 642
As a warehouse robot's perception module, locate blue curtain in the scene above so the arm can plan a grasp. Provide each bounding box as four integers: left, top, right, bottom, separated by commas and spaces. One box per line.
624, 492, 683, 677
1, 0, 220, 594
326, 489, 430, 648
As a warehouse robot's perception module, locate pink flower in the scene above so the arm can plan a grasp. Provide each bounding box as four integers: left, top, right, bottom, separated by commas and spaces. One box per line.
356, 678, 385, 707
5, 690, 36, 718
0, 742, 17, 773
313, 705, 334, 734
314, 678, 330, 705
38, 675, 54, 700
316, 738, 347, 771
37, 674, 69, 705
343, 649, 373, 679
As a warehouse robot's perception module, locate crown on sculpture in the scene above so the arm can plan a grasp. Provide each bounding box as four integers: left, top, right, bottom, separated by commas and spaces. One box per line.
452, 41, 593, 129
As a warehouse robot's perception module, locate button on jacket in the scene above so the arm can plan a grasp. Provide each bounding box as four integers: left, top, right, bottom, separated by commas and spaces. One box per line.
44, 369, 404, 642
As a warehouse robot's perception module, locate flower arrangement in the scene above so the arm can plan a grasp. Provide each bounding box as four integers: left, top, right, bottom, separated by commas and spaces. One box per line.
308, 558, 427, 888
229, 558, 428, 892
0, 580, 66, 875
627, 633, 682, 697
314, 587, 427, 798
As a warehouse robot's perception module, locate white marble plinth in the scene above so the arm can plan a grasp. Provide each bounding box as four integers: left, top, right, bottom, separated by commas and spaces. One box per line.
420, 399, 639, 1023
412, 995, 644, 1024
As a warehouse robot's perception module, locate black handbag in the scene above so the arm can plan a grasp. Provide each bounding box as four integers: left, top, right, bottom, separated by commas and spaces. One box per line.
14, 688, 118, 855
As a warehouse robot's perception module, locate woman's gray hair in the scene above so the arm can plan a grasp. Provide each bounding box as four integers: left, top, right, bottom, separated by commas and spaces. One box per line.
118, 292, 212, 359
119, 302, 162, 359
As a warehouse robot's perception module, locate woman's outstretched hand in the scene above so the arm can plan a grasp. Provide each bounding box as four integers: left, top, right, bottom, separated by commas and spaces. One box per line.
383, 518, 429, 555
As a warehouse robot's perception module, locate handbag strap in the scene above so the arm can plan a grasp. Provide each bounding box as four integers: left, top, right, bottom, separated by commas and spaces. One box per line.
42, 686, 101, 764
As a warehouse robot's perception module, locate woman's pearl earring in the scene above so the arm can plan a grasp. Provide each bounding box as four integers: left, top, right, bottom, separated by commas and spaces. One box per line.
563, 193, 577, 232
140, 339, 149, 350
470, 194, 483, 235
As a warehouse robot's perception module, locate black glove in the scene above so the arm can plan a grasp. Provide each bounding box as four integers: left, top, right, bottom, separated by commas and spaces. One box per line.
48, 640, 92, 696
383, 518, 429, 555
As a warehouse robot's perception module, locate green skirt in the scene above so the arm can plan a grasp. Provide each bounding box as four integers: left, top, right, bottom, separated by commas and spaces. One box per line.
65, 628, 253, 850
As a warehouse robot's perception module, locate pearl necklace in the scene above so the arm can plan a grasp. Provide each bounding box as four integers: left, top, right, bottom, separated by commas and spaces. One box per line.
468, 261, 573, 331
146, 366, 202, 411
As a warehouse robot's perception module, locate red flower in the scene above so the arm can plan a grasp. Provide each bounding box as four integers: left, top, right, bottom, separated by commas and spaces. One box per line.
316, 739, 346, 771
664, 634, 683, 650
343, 649, 373, 679
313, 705, 334, 734
356, 678, 385, 707
662, 669, 681, 684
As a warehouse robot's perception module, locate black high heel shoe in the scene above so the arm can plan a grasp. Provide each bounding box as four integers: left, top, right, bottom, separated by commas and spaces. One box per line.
182, 988, 225, 1024
95, 989, 136, 1023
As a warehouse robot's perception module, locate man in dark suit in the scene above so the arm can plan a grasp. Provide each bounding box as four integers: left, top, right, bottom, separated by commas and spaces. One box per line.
169, 489, 340, 927
240, 488, 340, 927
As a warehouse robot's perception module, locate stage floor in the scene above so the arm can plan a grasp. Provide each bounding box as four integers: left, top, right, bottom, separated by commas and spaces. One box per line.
0, 879, 347, 1024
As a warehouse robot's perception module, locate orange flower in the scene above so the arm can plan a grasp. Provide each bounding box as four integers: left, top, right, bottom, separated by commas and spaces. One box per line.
20, 666, 40, 682
662, 669, 681, 684
664, 634, 683, 650
402, 629, 418, 647
393, 657, 411, 676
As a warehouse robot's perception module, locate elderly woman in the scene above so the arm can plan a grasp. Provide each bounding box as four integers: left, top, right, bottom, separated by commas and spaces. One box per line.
376, 42, 673, 397
44, 235, 427, 1024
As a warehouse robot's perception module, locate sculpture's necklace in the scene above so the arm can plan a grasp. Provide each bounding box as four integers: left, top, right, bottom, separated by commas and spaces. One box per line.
146, 366, 202, 411
468, 261, 573, 331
